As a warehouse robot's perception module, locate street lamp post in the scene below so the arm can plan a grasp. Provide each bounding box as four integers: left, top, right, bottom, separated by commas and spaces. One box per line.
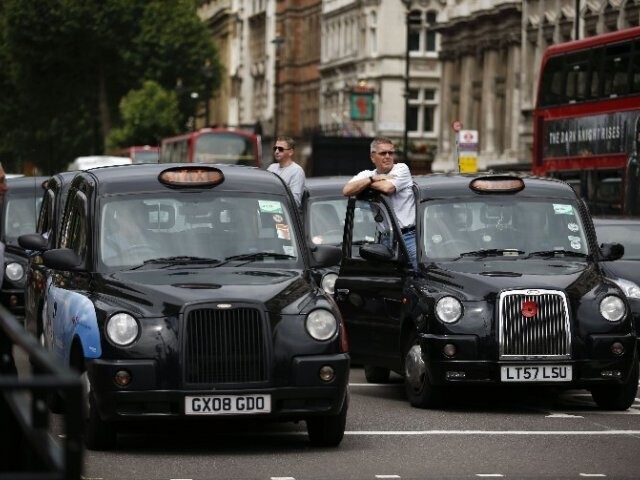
272, 36, 285, 138
401, 0, 414, 164
574, 0, 580, 40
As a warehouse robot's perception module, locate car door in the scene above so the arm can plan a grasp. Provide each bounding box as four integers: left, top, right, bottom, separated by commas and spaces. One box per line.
335, 197, 409, 370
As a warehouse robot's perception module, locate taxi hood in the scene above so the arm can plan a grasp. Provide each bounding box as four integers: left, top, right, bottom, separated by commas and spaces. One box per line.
424, 259, 599, 300
94, 267, 314, 317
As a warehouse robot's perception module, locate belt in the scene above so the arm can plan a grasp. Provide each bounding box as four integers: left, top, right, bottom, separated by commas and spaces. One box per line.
401, 225, 415, 234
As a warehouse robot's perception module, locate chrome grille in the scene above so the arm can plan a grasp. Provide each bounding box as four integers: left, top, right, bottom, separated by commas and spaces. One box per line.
184, 307, 269, 384
498, 289, 571, 359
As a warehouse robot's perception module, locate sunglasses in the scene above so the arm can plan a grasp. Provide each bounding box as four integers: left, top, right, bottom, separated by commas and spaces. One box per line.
273, 146, 292, 152
375, 150, 395, 157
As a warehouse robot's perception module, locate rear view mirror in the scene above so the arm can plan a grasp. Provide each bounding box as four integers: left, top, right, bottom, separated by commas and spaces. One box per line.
18, 233, 49, 252
309, 244, 342, 268
600, 242, 624, 261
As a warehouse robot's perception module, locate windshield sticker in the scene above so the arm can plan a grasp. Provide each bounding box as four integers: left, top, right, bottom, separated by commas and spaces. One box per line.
283, 245, 295, 256
482, 234, 492, 242
432, 234, 443, 244
553, 204, 573, 215
272, 214, 283, 223
567, 223, 579, 232
568, 235, 581, 249
276, 224, 290, 240
258, 200, 283, 214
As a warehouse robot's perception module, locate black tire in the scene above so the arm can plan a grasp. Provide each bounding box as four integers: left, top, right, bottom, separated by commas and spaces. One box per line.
591, 358, 639, 411
306, 394, 348, 447
80, 367, 117, 450
403, 330, 444, 408
364, 365, 390, 384
46, 390, 65, 414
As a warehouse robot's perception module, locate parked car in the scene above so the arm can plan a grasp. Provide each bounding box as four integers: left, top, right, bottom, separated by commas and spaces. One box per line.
19, 171, 77, 344
1, 176, 48, 317
335, 173, 638, 410
21, 163, 348, 450
593, 216, 640, 336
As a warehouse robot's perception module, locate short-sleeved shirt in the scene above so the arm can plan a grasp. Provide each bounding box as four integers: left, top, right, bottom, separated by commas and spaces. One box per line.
267, 162, 306, 207
348, 162, 415, 229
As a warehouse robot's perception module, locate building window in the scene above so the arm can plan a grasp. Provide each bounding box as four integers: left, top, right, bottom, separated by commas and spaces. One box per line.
369, 11, 378, 55
407, 88, 437, 134
408, 10, 438, 54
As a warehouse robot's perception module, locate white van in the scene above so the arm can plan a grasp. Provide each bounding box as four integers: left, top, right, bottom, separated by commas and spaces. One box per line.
67, 155, 132, 171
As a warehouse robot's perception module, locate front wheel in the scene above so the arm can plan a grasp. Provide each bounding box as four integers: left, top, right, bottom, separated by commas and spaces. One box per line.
306, 394, 348, 447
81, 369, 117, 450
364, 365, 390, 384
403, 330, 444, 408
591, 358, 639, 410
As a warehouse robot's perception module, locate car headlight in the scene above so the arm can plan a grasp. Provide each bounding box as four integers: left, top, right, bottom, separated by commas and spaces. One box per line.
610, 278, 640, 300
4, 262, 25, 282
305, 309, 338, 341
435, 296, 463, 324
106, 313, 139, 346
599, 295, 626, 322
321, 272, 338, 294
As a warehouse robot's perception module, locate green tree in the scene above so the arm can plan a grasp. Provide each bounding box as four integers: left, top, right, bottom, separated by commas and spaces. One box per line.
106, 81, 181, 151
0, 0, 221, 174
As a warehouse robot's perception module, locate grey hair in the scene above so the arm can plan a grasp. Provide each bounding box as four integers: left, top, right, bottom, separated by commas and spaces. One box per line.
370, 136, 394, 153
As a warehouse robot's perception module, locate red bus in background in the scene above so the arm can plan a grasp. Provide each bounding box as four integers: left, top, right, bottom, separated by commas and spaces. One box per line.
113, 145, 159, 164
532, 27, 640, 217
160, 128, 261, 167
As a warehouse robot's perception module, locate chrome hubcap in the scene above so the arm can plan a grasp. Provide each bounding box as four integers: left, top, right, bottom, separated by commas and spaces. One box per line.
405, 343, 426, 389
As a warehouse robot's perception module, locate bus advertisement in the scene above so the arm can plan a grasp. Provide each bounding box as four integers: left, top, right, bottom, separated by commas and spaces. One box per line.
532, 26, 640, 217
159, 128, 261, 167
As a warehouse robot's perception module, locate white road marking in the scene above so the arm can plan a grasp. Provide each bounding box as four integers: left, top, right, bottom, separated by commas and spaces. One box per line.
579, 474, 606, 477
476, 475, 504, 478
545, 413, 584, 418
344, 430, 640, 435
271, 477, 296, 480
375, 476, 401, 479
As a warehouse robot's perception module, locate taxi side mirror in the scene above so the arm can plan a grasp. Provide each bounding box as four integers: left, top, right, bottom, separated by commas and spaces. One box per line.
600, 242, 624, 261
309, 244, 342, 268
18, 233, 49, 251
359, 243, 394, 262
43, 248, 83, 271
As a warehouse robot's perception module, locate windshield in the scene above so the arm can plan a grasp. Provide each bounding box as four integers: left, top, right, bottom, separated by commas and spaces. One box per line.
595, 223, 640, 260
308, 197, 378, 246
99, 194, 300, 269
3, 195, 43, 244
194, 133, 255, 165
421, 198, 589, 260
131, 150, 159, 164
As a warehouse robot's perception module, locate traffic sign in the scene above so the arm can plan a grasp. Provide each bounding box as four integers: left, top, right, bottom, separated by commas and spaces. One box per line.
451, 120, 463, 132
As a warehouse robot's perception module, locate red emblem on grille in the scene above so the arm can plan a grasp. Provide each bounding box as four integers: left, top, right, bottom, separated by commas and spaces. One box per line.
522, 300, 538, 318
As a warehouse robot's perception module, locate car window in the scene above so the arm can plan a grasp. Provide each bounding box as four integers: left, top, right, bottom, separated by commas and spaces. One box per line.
3, 195, 42, 242
595, 224, 640, 259
422, 199, 588, 259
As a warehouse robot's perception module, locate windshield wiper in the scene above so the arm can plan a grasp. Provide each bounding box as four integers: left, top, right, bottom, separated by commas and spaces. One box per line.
224, 252, 296, 264
128, 256, 222, 270
459, 248, 525, 258
526, 250, 588, 258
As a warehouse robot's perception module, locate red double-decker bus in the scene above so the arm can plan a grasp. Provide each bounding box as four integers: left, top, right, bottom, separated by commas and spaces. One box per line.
532, 27, 640, 216
114, 145, 159, 164
160, 128, 261, 167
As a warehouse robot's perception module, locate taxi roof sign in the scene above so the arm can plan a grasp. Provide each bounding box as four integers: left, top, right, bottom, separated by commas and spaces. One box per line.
470, 176, 525, 193
159, 166, 224, 187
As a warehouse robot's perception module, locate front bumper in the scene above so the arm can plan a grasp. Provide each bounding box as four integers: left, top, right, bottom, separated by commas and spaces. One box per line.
87, 353, 350, 422
0, 287, 25, 316
422, 333, 637, 387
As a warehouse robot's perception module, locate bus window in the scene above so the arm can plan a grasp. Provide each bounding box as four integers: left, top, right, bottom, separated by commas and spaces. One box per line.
602, 41, 632, 97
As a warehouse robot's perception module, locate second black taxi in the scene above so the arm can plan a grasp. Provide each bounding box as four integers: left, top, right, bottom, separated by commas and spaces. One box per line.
20, 163, 348, 450
336, 173, 638, 410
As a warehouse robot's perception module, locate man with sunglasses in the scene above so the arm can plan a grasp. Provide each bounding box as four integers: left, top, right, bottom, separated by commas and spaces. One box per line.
268, 136, 305, 208
343, 137, 417, 268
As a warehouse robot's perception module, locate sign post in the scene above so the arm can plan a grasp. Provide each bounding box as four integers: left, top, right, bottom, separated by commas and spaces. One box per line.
456, 129, 478, 173
451, 120, 463, 172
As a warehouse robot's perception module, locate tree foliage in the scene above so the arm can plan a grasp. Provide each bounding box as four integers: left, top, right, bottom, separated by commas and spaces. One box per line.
106, 81, 181, 151
0, 0, 221, 174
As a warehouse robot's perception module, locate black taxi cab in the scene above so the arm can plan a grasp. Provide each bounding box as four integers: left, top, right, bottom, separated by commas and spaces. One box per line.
335, 173, 638, 410
302, 176, 378, 294
1, 175, 48, 316
27, 163, 348, 450
20, 171, 77, 341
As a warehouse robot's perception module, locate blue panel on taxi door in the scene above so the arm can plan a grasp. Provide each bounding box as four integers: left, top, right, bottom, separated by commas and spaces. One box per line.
46, 278, 101, 364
